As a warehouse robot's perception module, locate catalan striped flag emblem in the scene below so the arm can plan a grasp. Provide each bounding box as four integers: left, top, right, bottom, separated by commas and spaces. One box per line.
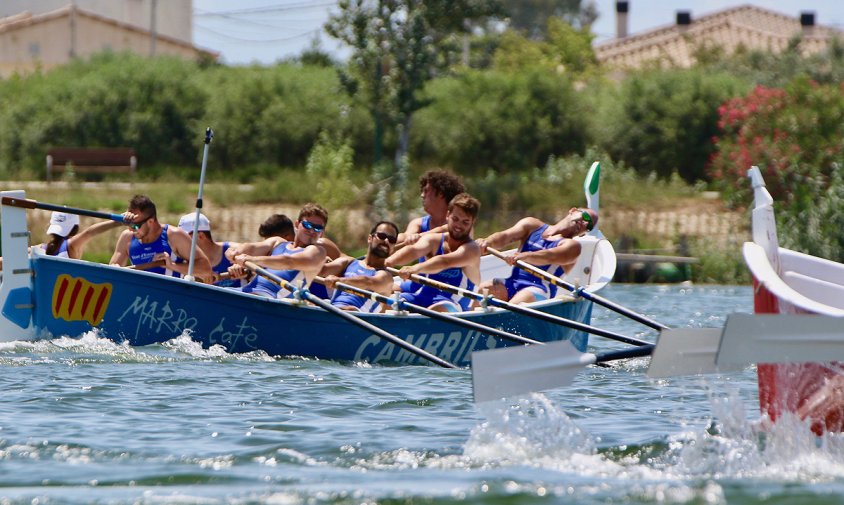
51, 274, 113, 326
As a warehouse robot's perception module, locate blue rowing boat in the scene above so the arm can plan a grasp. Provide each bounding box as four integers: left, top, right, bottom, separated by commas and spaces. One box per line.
0, 165, 615, 366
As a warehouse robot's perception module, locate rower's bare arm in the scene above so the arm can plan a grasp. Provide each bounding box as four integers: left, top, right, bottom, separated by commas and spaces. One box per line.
109, 230, 133, 266
397, 217, 424, 244
413, 240, 481, 275
384, 235, 436, 268
479, 217, 541, 251
340, 270, 394, 294
227, 237, 279, 260
252, 244, 327, 273
169, 228, 213, 278
68, 219, 126, 260
517, 239, 581, 266
319, 255, 355, 276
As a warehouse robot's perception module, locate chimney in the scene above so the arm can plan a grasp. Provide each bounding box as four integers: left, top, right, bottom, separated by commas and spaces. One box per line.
676, 10, 692, 27
801, 11, 816, 37
616, 1, 629, 39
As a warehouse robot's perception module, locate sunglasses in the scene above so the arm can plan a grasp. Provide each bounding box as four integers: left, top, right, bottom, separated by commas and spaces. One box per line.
372, 231, 398, 244
300, 220, 324, 233
579, 210, 594, 231
130, 215, 153, 230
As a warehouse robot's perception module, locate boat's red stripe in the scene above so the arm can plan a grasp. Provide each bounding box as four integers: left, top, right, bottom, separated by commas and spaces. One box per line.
68, 279, 82, 317
55, 277, 69, 315
80, 286, 94, 318
92, 287, 109, 323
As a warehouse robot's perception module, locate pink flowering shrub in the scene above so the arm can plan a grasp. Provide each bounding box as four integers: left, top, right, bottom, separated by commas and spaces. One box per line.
707, 77, 844, 207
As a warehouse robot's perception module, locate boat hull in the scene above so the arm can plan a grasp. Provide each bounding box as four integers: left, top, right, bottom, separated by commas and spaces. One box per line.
26, 254, 591, 366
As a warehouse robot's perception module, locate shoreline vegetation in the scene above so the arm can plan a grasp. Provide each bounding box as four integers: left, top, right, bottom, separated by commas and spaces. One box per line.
4, 158, 751, 285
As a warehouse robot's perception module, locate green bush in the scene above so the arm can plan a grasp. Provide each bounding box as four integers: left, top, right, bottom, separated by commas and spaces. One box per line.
598, 68, 751, 183
411, 68, 590, 172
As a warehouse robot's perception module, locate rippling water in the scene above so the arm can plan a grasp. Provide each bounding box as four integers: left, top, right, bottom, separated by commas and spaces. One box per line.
2, 284, 843, 504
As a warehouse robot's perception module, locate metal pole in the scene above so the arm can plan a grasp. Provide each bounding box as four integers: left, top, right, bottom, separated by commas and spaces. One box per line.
185, 127, 213, 282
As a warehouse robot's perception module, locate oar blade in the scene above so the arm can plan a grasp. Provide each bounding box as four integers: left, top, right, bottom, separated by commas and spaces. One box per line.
716, 313, 844, 366
647, 327, 742, 378
471, 340, 594, 403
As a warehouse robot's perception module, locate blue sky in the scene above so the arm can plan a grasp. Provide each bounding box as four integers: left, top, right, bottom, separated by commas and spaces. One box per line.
192, 0, 844, 66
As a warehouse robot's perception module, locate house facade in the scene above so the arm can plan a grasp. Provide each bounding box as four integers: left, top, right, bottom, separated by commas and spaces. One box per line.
0, 1, 211, 77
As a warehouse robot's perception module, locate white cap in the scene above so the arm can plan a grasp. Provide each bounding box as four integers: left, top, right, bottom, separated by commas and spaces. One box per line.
178, 212, 211, 233
46, 211, 80, 237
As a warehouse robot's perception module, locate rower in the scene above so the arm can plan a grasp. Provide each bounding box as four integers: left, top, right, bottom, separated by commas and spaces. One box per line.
173, 212, 245, 287
386, 193, 481, 313
476, 207, 598, 304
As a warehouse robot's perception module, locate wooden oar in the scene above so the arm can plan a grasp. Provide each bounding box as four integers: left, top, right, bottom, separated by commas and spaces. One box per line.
385, 267, 651, 347
472, 339, 653, 402
243, 261, 457, 369
486, 247, 668, 331
314, 276, 541, 346
1, 196, 127, 223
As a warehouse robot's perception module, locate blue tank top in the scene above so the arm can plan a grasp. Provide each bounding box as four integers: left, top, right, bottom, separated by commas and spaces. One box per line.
129, 224, 177, 276
508, 223, 565, 297
424, 234, 475, 292
330, 259, 381, 312
248, 241, 307, 299
399, 215, 433, 292
213, 242, 246, 288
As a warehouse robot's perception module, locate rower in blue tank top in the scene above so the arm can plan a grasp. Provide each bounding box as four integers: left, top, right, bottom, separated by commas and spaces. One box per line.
397, 170, 465, 293
387, 194, 481, 313
320, 221, 399, 312
129, 224, 178, 276
247, 241, 308, 298
476, 207, 599, 305
109, 195, 214, 279
225, 203, 330, 301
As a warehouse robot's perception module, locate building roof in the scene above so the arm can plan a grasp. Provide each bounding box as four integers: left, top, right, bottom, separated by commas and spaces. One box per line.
595, 4, 844, 70
0, 4, 210, 56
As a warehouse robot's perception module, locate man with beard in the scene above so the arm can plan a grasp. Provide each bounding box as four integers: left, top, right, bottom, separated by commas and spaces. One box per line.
227, 203, 328, 299
476, 207, 598, 304
386, 193, 481, 313
319, 221, 399, 312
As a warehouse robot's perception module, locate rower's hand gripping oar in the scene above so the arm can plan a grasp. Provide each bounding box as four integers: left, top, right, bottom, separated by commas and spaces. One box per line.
313, 275, 541, 346
243, 262, 457, 369
0, 196, 129, 224
486, 247, 668, 331
385, 267, 651, 347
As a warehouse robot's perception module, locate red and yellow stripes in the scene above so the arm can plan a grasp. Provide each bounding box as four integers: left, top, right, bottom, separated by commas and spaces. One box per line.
52, 274, 113, 326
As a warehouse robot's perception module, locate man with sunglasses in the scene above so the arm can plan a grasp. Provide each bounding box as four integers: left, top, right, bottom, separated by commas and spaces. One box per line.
109, 195, 213, 279
476, 207, 598, 304
226, 203, 329, 299
319, 221, 400, 312
387, 193, 482, 313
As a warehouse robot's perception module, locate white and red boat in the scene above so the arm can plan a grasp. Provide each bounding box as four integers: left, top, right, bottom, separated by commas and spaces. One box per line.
742, 166, 844, 435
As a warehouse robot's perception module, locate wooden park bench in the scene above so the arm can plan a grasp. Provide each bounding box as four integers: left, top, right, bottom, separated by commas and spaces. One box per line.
46, 147, 137, 181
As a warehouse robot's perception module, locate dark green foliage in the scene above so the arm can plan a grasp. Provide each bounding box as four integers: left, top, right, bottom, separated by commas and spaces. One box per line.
0, 52, 206, 176
598, 67, 751, 183
412, 69, 589, 172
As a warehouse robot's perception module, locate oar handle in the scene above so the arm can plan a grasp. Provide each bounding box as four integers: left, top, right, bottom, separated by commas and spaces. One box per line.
1, 196, 127, 223
487, 247, 669, 331
246, 264, 457, 369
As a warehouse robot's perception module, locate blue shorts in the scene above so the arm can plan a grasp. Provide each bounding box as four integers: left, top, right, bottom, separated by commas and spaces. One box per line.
399, 287, 471, 312
500, 277, 553, 301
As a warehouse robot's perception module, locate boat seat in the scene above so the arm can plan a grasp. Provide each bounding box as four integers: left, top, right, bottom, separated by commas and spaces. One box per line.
780, 248, 844, 286
782, 270, 844, 310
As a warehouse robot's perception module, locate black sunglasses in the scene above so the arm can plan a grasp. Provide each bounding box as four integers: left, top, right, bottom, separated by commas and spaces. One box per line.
130, 215, 153, 230
372, 231, 398, 244
301, 220, 324, 233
